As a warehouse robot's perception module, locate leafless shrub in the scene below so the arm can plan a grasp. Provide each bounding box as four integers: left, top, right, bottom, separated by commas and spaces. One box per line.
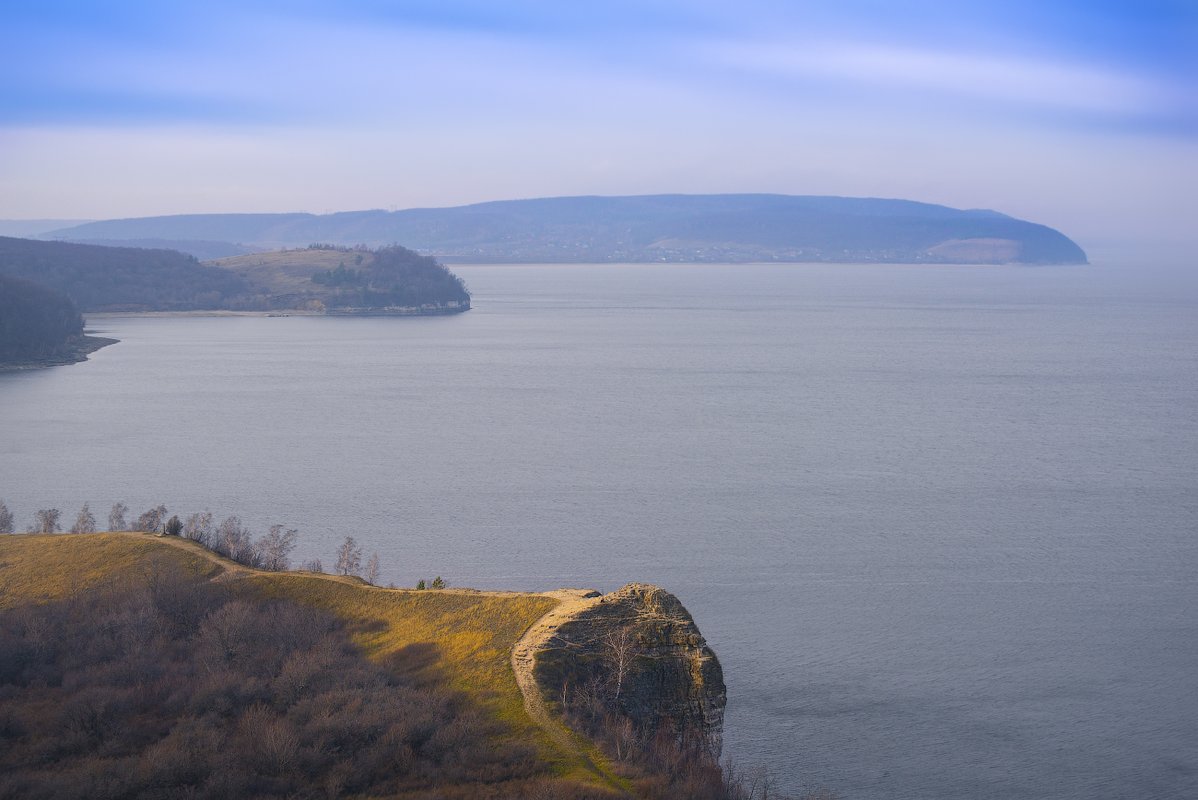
68, 503, 96, 534
0, 572, 552, 797
0, 500, 14, 533
29, 508, 60, 533
134, 504, 168, 532
256, 525, 298, 572
183, 510, 214, 545
334, 536, 361, 577
107, 501, 127, 531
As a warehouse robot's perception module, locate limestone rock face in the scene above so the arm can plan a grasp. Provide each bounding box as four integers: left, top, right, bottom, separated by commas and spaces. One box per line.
532, 583, 726, 755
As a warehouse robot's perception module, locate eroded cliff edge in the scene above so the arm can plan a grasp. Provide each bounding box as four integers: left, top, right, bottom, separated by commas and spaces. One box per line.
529, 583, 726, 756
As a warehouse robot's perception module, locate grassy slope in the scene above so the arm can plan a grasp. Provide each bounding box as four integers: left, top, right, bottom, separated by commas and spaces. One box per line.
0, 533, 613, 791
207, 249, 373, 296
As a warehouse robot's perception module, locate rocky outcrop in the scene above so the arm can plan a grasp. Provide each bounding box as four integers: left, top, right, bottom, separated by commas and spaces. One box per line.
531, 583, 726, 755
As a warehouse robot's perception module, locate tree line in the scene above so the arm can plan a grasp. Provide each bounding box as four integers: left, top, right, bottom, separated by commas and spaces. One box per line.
0, 499, 404, 588
0, 274, 85, 364
315, 245, 470, 310
0, 236, 251, 312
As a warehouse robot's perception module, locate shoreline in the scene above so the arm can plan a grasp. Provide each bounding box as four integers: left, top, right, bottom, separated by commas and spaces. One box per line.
87, 305, 469, 320
0, 334, 118, 372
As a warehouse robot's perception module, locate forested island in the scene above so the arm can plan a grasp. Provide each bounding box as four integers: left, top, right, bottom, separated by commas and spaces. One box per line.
0, 275, 114, 369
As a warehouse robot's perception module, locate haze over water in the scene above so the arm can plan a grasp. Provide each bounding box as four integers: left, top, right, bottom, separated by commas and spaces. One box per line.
2, 261, 1195, 799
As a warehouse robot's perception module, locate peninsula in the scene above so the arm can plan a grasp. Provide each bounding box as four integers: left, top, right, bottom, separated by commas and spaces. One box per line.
0, 237, 470, 317
0, 531, 729, 799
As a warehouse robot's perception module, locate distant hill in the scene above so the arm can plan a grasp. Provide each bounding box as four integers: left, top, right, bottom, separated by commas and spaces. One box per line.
0, 238, 470, 315
43, 194, 1088, 264
0, 219, 93, 238
64, 237, 263, 261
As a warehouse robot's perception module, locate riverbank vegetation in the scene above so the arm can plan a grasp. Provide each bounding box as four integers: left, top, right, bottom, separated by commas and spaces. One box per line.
0, 275, 113, 368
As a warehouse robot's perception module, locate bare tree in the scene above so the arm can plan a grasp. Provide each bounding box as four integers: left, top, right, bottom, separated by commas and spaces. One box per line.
602, 627, 638, 702
69, 503, 97, 534
108, 502, 128, 531
257, 525, 298, 572
0, 500, 13, 534
183, 511, 214, 545
334, 536, 362, 577
30, 509, 61, 534
364, 552, 380, 585
135, 505, 168, 532
300, 558, 324, 573
216, 516, 259, 566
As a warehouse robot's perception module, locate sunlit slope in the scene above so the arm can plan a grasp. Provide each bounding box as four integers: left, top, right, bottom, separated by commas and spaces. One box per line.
0, 533, 616, 790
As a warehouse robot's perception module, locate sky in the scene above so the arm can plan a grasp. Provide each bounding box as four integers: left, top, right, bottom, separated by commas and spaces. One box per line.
1, 0, 1195, 249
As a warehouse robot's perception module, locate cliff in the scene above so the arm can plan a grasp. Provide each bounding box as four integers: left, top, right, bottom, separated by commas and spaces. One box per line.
528, 583, 727, 756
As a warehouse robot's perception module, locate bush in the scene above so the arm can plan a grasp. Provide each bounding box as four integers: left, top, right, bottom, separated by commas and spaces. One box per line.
0, 564, 552, 798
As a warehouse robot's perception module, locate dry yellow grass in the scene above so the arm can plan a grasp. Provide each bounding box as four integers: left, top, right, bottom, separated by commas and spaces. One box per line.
0, 532, 618, 790
208, 248, 376, 295
0, 532, 221, 607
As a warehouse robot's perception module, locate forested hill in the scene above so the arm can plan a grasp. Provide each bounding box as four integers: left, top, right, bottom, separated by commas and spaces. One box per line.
43, 194, 1089, 264
0, 236, 249, 311
0, 238, 470, 314
0, 275, 111, 367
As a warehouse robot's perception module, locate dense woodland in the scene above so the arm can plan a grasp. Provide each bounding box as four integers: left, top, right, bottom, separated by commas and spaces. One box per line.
315, 245, 470, 310
0, 237, 250, 312
0, 275, 87, 364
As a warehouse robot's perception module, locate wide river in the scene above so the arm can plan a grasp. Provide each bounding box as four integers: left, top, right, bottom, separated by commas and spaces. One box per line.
2, 261, 1196, 799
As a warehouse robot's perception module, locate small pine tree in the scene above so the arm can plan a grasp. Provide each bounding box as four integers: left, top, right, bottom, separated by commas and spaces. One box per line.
0, 500, 13, 534
416, 579, 426, 590
430, 576, 445, 590
164, 515, 183, 536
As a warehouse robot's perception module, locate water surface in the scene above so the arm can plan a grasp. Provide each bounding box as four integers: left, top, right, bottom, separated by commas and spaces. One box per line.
2, 261, 1195, 799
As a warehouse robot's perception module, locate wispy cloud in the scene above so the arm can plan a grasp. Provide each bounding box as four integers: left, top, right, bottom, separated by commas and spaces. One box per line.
707, 40, 1185, 118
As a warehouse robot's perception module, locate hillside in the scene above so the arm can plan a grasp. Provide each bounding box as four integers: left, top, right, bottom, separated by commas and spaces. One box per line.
0, 533, 736, 799
0, 236, 250, 312
0, 238, 470, 315
0, 275, 115, 368
210, 245, 471, 314
43, 194, 1089, 264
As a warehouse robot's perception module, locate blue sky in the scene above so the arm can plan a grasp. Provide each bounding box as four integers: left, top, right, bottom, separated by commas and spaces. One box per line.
1, 0, 1194, 246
